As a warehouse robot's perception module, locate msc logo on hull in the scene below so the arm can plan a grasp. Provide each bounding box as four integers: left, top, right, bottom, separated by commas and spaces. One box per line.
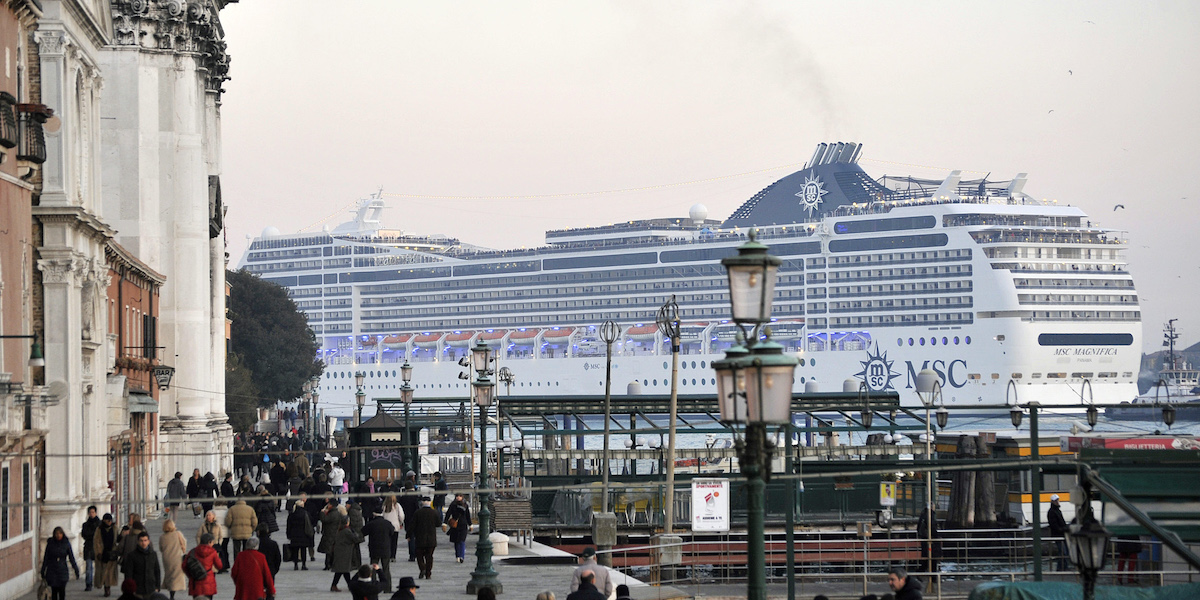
856, 345, 969, 391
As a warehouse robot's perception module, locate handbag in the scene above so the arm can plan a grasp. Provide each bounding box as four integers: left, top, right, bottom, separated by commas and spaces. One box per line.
193, 503, 203, 516
282, 543, 293, 562
37, 578, 51, 600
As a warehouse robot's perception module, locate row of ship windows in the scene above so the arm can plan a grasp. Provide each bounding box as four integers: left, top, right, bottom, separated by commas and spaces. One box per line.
809, 312, 974, 329
828, 280, 972, 298
1024, 310, 1141, 321
969, 230, 1120, 245
826, 264, 972, 281
826, 296, 974, 312
898, 335, 971, 347
821, 248, 972, 267
354, 299, 808, 322
992, 263, 1126, 273
358, 264, 738, 295
1016, 294, 1139, 305
348, 307, 810, 332
984, 247, 1121, 261
943, 214, 1082, 228
1013, 278, 1135, 289
368, 279, 733, 306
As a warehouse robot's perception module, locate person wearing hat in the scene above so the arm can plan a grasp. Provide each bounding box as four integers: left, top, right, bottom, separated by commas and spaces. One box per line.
1047, 494, 1068, 570
389, 575, 419, 600
94, 513, 120, 596
569, 547, 612, 598
411, 497, 441, 579
566, 570, 606, 600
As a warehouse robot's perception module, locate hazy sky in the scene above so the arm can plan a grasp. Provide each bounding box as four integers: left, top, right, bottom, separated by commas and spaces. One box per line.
218, 1, 1200, 354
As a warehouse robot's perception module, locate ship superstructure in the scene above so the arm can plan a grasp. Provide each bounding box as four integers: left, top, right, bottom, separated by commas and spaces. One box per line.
239, 143, 1142, 410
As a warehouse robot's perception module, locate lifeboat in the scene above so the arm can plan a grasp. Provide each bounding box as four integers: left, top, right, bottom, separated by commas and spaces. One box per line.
543, 327, 574, 344
444, 331, 475, 347
413, 333, 442, 348
509, 329, 540, 345
478, 330, 507, 342
625, 325, 658, 341
382, 334, 410, 350
359, 335, 379, 348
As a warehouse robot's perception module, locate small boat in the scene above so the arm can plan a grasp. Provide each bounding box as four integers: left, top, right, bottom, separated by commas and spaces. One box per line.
543, 327, 575, 344
444, 331, 475, 346
413, 333, 442, 348
382, 334, 410, 349
509, 329, 540, 345
479, 330, 507, 342
625, 325, 658, 341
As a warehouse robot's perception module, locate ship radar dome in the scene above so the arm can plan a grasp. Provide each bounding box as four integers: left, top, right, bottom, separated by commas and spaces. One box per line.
261, 226, 281, 238
689, 204, 709, 223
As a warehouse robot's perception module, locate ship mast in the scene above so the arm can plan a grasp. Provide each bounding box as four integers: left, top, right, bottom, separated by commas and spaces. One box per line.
1164, 319, 1180, 371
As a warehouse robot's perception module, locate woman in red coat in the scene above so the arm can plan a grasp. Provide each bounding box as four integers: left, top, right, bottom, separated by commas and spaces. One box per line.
185, 533, 223, 598
230, 537, 275, 600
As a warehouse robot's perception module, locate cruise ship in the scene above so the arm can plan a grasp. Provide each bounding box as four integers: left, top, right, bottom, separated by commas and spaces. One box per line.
239, 142, 1142, 410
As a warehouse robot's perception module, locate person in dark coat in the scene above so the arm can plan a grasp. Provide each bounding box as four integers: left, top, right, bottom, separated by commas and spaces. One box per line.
199, 472, 218, 513
257, 523, 282, 577
319, 500, 347, 570
566, 571, 606, 600
444, 493, 471, 563
397, 484, 420, 562
81, 505, 101, 591
269, 459, 288, 510
255, 485, 280, 534
330, 521, 364, 591
347, 500, 365, 536
362, 513, 396, 593
185, 469, 202, 513
389, 575, 419, 600
348, 564, 386, 600
916, 506, 941, 574
411, 497, 440, 580
286, 500, 316, 570
94, 513, 120, 596
1047, 494, 1069, 570
432, 472, 447, 520
887, 567, 924, 600
121, 531, 162, 599
166, 472, 188, 521
40, 526, 80, 600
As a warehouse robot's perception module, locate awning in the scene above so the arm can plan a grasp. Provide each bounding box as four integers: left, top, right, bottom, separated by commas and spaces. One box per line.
129, 393, 158, 414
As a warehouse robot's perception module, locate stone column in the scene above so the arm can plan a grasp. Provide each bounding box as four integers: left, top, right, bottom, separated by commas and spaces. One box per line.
37, 254, 84, 532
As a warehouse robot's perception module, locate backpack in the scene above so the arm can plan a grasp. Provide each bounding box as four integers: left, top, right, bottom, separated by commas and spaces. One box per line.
185, 550, 208, 582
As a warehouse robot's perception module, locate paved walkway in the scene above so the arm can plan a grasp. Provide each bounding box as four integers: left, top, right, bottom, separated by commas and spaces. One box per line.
19, 508, 690, 599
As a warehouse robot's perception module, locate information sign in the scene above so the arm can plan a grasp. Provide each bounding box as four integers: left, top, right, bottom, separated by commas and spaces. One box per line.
691, 478, 730, 532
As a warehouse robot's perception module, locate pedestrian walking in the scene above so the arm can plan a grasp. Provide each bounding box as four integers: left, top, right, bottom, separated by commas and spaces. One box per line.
1047, 495, 1068, 570
411, 497, 440, 579
431, 472, 447, 521
319, 500, 347, 570
40, 526, 80, 600
286, 500, 315, 570
122, 531, 162, 599
381, 495, 404, 561
330, 520, 364, 592
186, 469, 202, 515
198, 473, 218, 513
255, 485, 280, 534
94, 512, 120, 597
224, 498, 259, 564
196, 511, 225, 576
569, 547, 612, 597
158, 520, 188, 599
119, 517, 148, 565
230, 537, 275, 600
348, 499, 366, 535
444, 493, 471, 563
887, 567, 924, 600
398, 484, 420, 562
348, 564, 386, 600
362, 512, 396, 592
220, 472, 237, 503
257, 523, 282, 577
389, 575, 419, 600
566, 571, 605, 600
82, 505, 101, 591
166, 472, 188, 521
184, 533, 223, 599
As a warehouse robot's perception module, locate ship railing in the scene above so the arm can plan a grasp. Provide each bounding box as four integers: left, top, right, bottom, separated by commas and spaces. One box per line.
597, 530, 1194, 596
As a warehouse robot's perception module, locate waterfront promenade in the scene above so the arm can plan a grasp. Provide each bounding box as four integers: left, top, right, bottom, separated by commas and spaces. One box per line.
19, 510, 689, 600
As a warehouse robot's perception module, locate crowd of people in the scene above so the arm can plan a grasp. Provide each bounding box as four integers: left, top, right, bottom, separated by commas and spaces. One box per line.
44, 445, 624, 600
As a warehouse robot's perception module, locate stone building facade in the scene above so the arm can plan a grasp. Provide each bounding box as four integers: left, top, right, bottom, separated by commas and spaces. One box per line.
99, 0, 235, 483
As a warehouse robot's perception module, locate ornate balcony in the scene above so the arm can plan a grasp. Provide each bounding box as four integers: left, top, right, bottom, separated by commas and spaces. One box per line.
16, 106, 47, 164
0, 92, 17, 150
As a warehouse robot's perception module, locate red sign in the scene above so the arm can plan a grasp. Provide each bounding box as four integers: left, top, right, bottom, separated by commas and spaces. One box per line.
1060, 436, 1200, 452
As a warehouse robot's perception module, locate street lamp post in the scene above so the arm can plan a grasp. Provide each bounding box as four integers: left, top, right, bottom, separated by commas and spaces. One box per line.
1065, 480, 1111, 600
597, 321, 620, 568
656, 298, 681, 535
466, 340, 502, 595
916, 369, 943, 588
1009, 383, 1045, 581
400, 360, 414, 473
712, 230, 796, 600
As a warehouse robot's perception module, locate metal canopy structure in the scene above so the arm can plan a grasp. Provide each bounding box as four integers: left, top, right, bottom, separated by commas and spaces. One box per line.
372, 390, 912, 437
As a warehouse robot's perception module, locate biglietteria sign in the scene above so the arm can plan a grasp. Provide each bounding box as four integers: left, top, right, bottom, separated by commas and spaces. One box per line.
691, 478, 731, 532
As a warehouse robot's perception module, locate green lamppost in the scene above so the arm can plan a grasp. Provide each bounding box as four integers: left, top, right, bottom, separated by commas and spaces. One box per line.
399, 359, 414, 473
712, 230, 797, 600
466, 340, 502, 595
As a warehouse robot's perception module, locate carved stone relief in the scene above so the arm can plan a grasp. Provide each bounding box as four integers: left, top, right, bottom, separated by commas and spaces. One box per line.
110, 0, 232, 94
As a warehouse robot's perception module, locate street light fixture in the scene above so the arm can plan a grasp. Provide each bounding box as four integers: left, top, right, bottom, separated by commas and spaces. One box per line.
712, 230, 795, 600
400, 360, 414, 472
466, 340, 502, 595
656, 296, 682, 536
152, 364, 175, 391
916, 368, 943, 586
1065, 481, 1111, 600
355, 389, 366, 426
0, 333, 44, 367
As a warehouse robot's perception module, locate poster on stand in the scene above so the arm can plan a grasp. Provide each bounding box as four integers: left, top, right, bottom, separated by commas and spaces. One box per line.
691, 478, 730, 532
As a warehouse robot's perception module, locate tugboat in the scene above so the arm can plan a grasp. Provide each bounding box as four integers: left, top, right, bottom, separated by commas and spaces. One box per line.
1106, 320, 1200, 422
